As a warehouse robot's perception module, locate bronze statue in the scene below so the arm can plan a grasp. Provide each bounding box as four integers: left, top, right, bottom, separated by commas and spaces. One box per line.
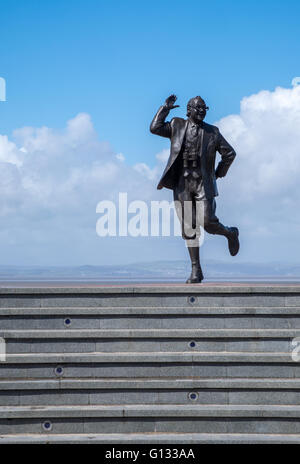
150, 95, 239, 283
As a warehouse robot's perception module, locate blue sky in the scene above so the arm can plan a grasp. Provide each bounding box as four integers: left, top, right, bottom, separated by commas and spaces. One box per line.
1, 0, 300, 163
0, 0, 300, 267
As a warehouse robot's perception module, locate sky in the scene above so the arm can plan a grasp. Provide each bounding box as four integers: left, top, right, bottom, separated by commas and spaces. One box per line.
0, 0, 300, 266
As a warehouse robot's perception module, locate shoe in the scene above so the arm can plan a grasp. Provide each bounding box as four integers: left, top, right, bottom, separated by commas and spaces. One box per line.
186, 266, 204, 284
227, 227, 240, 256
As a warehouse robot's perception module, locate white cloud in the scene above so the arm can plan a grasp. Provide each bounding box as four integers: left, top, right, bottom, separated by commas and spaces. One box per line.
133, 149, 170, 180
212, 85, 300, 262
156, 148, 170, 163
0, 135, 23, 166
0, 113, 169, 265
116, 153, 125, 162
217, 86, 300, 197
133, 162, 158, 180
0, 85, 300, 266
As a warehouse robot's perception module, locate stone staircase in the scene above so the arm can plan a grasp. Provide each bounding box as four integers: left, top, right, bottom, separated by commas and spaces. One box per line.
0, 284, 300, 443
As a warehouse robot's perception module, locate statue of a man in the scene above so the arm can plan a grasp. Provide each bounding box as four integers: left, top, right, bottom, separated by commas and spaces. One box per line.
150, 94, 239, 283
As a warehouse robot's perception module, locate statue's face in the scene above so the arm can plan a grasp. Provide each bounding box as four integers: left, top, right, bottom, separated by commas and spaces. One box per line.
187, 103, 207, 123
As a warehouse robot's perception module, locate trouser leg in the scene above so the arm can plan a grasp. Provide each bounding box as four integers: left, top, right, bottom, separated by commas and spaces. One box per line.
173, 179, 204, 282
203, 198, 230, 237
174, 178, 203, 246
202, 198, 239, 255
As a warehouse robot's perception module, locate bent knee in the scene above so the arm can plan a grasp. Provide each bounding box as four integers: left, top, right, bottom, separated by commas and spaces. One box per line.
204, 218, 220, 234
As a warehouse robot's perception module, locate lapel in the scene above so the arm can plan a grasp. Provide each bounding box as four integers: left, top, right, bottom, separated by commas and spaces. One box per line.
200, 122, 210, 158
177, 119, 189, 153
168, 119, 188, 167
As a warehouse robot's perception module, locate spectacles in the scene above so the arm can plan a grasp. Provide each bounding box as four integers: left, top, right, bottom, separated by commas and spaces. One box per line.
187, 105, 209, 111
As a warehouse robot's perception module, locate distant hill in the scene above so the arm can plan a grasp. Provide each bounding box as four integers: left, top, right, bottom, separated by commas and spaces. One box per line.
0, 260, 299, 282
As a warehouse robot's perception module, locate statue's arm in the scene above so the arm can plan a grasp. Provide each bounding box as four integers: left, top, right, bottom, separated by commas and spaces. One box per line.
215, 130, 236, 178
150, 94, 179, 139
150, 105, 172, 139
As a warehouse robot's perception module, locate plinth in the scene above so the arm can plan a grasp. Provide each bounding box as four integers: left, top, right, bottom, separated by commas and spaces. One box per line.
0, 283, 300, 443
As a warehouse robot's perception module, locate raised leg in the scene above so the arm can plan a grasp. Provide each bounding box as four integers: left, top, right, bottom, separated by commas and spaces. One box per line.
203, 199, 240, 256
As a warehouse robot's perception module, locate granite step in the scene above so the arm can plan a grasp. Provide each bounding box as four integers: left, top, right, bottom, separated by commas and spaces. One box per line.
2, 377, 300, 406
0, 351, 297, 363
0, 285, 298, 310
6, 403, 300, 418
2, 432, 300, 443
1, 351, 300, 379
1, 306, 300, 316
2, 328, 300, 337
3, 338, 296, 354
2, 328, 298, 355
1, 404, 300, 434
2, 377, 300, 390
1, 285, 299, 442
2, 317, 300, 330
2, 308, 300, 331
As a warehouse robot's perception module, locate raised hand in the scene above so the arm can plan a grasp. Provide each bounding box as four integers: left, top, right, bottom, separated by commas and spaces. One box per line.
164, 94, 180, 110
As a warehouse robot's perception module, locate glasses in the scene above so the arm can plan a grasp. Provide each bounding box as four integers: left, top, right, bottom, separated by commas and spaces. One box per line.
188, 105, 209, 111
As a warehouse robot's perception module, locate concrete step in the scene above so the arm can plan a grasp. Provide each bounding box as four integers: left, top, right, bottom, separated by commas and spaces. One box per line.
2, 328, 298, 354
1, 351, 300, 379
2, 328, 299, 337
6, 403, 300, 418
1, 404, 300, 434
1, 285, 300, 442
1, 306, 300, 316
2, 314, 300, 329
2, 377, 300, 390
1, 351, 297, 363
2, 432, 300, 443
4, 338, 295, 354
2, 328, 300, 337
2, 310, 300, 330
3, 364, 298, 379
3, 417, 300, 434
2, 377, 300, 407
0, 285, 298, 310
2, 383, 300, 406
